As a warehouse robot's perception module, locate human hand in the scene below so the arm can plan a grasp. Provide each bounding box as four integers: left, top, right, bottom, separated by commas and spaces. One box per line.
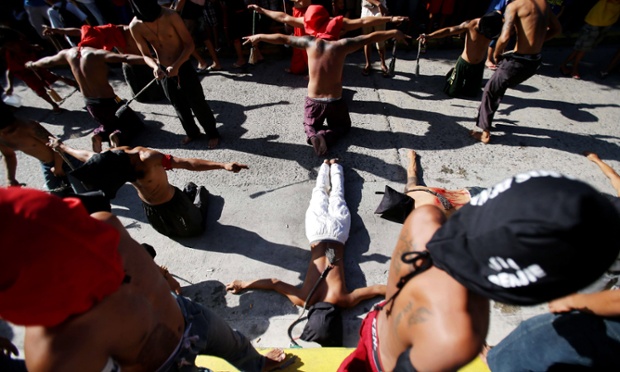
390, 16, 408, 25
247, 4, 264, 13
42, 25, 54, 36
225, 162, 249, 173
47, 136, 63, 151
153, 65, 166, 80
225, 280, 246, 294
24, 61, 35, 69
166, 65, 179, 78
242, 35, 260, 47
416, 33, 427, 43
0, 337, 19, 358
548, 294, 577, 313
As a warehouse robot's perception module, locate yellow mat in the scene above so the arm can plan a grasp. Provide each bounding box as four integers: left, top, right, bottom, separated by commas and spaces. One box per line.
197, 348, 490, 371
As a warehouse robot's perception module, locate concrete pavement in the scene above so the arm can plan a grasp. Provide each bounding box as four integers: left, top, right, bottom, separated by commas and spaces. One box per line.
2, 42, 619, 358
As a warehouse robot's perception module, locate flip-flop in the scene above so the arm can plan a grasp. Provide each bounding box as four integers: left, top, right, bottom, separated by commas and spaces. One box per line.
485, 64, 497, 71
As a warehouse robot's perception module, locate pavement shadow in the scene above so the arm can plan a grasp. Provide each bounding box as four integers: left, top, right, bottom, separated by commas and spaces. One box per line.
492, 123, 620, 162
180, 280, 298, 341
174, 194, 310, 277
498, 95, 618, 122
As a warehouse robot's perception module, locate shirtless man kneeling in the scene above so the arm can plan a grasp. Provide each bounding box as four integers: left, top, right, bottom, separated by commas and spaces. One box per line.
243, 5, 410, 156
26, 46, 145, 153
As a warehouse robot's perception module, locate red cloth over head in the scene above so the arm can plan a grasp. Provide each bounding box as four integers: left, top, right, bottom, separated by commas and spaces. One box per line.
79, 24, 126, 51
303, 5, 344, 41
0, 187, 125, 327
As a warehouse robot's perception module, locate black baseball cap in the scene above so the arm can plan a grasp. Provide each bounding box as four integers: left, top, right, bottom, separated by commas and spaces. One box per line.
427, 171, 620, 306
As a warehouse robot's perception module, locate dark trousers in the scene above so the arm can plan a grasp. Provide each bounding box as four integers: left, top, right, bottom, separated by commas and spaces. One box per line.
303, 97, 352, 147
160, 61, 220, 140
476, 54, 541, 131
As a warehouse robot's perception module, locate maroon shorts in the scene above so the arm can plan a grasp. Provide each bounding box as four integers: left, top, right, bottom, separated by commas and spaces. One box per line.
338, 304, 384, 372
303, 97, 352, 147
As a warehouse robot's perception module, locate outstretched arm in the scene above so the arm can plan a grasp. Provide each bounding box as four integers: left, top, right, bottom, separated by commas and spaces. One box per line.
342, 15, 408, 32
418, 20, 470, 42
48, 137, 95, 163
169, 156, 248, 173
342, 284, 387, 308
549, 290, 620, 317
226, 279, 305, 307
340, 29, 410, 55
25, 50, 69, 69
247, 4, 304, 28
100, 49, 147, 65
42, 25, 82, 37
243, 33, 312, 50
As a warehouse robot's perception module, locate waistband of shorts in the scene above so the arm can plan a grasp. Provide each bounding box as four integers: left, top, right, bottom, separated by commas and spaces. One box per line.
511, 53, 542, 61
307, 96, 342, 103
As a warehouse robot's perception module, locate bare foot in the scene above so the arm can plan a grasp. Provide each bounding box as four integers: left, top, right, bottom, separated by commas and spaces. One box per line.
310, 134, 327, 156
583, 151, 599, 162
207, 63, 222, 71
91, 135, 103, 153
225, 280, 245, 294
182, 136, 195, 145
469, 130, 491, 144
329, 158, 339, 165
485, 62, 497, 70
479, 342, 492, 367
197, 61, 208, 70
207, 137, 220, 149
262, 349, 287, 371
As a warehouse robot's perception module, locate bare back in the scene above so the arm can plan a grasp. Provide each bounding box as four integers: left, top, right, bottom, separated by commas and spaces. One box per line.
305, 38, 350, 99
300, 242, 349, 306
123, 147, 176, 205
0, 118, 57, 164
507, 0, 552, 54
24, 213, 184, 371
462, 19, 493, 65
65, 47, 116, 99
376, 206, 489, 371
130, 8, 191, 68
